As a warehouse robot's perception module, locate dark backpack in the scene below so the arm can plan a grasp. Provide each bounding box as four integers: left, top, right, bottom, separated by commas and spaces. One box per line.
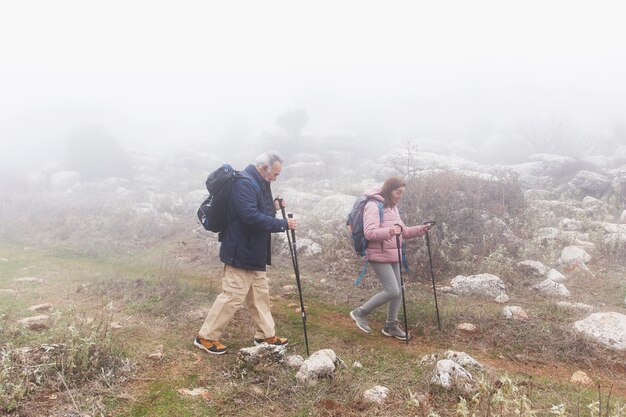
347, 196, 384, 257
197, 164, 241, 233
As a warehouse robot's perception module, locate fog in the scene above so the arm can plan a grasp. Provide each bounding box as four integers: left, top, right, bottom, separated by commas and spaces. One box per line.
1, 1, 625, 173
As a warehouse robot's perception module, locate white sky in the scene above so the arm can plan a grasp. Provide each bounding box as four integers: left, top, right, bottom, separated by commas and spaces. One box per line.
1, 0, 625, 170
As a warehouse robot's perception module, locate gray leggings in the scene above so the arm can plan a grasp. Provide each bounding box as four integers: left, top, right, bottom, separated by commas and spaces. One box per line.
360, 262, 402, 322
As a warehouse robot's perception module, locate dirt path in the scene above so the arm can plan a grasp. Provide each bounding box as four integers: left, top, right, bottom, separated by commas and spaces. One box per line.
319, 311, 626, 397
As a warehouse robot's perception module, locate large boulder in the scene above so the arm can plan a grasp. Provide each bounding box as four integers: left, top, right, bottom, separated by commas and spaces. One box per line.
573, 312, 626, 350
430, 359, 475, 394
295, 349, 338, 385
450, 274, 507, 299
568, 171, 611, 198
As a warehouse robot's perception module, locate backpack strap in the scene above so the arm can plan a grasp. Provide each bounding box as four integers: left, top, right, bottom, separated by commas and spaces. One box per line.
355, 261, 369, 286
354, 200, 385, 286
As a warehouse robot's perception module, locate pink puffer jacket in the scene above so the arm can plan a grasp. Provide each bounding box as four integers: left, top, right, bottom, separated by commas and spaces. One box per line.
363, 190, 428, 263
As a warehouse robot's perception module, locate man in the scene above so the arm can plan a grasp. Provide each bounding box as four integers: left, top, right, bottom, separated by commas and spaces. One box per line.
194, 151, 298, 355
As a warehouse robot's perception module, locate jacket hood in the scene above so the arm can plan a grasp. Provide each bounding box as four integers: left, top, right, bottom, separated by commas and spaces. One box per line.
365, 188, 385, 203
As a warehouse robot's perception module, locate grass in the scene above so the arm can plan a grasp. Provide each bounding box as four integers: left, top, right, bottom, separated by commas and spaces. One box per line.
1, 240, 626, 416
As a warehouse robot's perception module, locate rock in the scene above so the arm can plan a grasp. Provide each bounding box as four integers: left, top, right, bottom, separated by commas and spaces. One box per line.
546, 269, 566, 283
569, 171, 611, 199
185, 308, 210, 321
0, 289, 17, 294
573, 312, 626, 350
363, 385, 389, 404
450, 274, 507, 300
517, 260, 549, 278
495, 293, 510, 303
238, 344, 286, 367
456, 323, 477, 333
620, 210, 626, 223
285, 355, 304, 369
420, 353, 439, 366
444, 351, 483, 369
558, 246, 592, 265
294, 238, 323, 257
533, 279, 571, 298
570, 370, 593, 386
17, 315, 50, 330
581, 196, 604, 210
295, 349, 338, 385
430, 359, 474, 394
560, 218, 582, 231
352, 361, 363, 369
281, 285, 297, 295
27, 303, 53, 312
502, 306, 529, 321
110, 322, 124, 329
178, 388, 210, 400
147, 345, 165, 361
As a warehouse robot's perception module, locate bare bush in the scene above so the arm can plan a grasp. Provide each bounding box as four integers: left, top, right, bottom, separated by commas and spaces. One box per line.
401, 170, 528, 277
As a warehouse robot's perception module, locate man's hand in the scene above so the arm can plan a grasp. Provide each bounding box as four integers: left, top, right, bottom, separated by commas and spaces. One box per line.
274, 197, 286, 211
287, 218, 298, 230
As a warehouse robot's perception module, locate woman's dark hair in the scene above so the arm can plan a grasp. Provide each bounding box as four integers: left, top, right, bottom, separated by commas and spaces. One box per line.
380, 176, 406, 207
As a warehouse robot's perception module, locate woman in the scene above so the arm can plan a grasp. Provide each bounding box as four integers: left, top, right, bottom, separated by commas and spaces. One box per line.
350, 176, 430, 340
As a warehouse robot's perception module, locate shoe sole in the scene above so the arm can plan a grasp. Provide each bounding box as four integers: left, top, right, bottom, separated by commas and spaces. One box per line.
350, 311, 371, 334
254, 340, 289, 347
381, 329, 411, 341
194, 339, 226, 355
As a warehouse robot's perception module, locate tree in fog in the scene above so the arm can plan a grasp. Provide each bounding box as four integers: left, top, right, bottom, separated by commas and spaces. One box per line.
64, 125, 132, 180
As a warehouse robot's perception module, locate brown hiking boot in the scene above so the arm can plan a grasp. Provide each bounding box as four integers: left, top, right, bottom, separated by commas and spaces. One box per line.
254, 336, 289, 346
194, 337, 227, 355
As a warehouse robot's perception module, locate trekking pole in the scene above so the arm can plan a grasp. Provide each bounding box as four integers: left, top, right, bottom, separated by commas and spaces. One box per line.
394, 224, 410, 345
288, 213, 310, 357
423, 221, 441, 330
277, 198, 297, 272
277, 198, 310, 357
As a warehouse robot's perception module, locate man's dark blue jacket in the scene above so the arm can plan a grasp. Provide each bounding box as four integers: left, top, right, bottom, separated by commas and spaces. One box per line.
219, 164, 288, 271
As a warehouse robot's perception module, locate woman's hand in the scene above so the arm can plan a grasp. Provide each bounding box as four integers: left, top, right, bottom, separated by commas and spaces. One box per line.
389, 224, 403, 237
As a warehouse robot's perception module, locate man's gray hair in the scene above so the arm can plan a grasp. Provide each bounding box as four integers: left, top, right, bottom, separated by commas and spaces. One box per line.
255, 151, 283, 168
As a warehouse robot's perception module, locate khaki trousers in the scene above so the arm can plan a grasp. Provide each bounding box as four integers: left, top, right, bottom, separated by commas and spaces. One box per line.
199, 264, 276, 341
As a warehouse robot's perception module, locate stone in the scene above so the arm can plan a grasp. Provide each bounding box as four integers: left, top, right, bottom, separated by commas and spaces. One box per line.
502, 306, 529, 321
363, 385, 389, 404
430, 359, 474, 394
546, 269, 566, 283
285, 355, 304, 369
185, 308, 210, 321
444, 351, 483, 369
517, 260, 549, 277
533, 279, 570, 298
573, 312, 626, 350
296, 349, 337, 385
238, 344, 286, 367
147, 345, 165, 361
177, 388, 210, 400
17, 315, 50, 330
27, 303, 53, 312
558, 246, 592, 266
456, 323, 477, 333
450, 274, 507, 299
570, 370, 593, 385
